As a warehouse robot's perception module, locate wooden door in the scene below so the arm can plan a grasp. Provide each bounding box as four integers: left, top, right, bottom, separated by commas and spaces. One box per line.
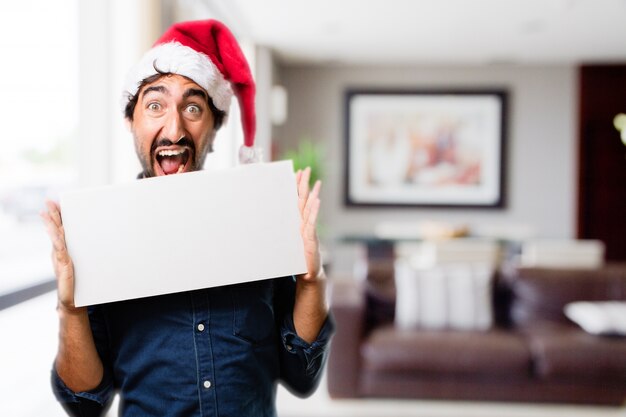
578, 64, 626, 261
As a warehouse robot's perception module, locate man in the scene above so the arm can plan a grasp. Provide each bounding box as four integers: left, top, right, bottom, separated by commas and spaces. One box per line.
41, 19, 333, 417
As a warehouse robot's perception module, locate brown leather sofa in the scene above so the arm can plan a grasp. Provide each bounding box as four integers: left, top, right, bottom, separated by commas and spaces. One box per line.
327, 260, 626, 405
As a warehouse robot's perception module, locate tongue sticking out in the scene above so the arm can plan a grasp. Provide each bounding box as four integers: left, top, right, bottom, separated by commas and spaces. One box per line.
159, 155, 184, 175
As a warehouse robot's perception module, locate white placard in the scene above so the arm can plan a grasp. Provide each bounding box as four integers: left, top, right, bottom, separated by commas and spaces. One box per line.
61, 160, 307, 307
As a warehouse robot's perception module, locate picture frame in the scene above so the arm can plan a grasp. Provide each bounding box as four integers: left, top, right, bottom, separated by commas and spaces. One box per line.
344, 89, 507, 208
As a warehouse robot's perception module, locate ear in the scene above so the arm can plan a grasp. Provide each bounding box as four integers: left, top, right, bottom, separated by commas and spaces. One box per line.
124, 118, 132, 132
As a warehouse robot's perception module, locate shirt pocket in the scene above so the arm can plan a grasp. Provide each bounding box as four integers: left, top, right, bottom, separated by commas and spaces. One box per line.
230, 280, 276, 345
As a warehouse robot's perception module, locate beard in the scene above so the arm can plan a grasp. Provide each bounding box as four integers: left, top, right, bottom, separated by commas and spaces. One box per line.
135, 134, 214, 178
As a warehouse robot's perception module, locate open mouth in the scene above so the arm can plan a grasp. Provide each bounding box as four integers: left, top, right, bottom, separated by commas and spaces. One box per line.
154, 147, 192, 175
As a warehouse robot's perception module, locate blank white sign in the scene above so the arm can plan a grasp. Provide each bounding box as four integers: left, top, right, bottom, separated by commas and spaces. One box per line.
61, 160, 307, 307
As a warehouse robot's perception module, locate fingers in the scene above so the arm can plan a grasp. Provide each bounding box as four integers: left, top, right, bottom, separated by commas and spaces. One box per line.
304, 199, 321, 241
41, 212, 67, 255
294, 167, 323, 281
309, 179, 321, 201
302, 179, 321, 223
301, 180, 321, 240
40, 200, 69, 258
295, 167, 322, 243
45, 200, 63, 228
298, 167, 311, 213
40, 200, 76, 310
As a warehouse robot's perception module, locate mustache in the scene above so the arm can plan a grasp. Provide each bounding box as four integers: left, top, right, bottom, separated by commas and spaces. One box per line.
151, 137, 196, 155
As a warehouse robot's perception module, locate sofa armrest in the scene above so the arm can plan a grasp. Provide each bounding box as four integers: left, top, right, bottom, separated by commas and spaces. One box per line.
327, 278, 366, 398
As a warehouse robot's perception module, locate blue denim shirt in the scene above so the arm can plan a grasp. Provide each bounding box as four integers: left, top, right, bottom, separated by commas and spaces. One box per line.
52, 277, 334, 417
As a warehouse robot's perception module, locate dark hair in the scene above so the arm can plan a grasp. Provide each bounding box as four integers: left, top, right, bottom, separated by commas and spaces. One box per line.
124, 69, 225, 130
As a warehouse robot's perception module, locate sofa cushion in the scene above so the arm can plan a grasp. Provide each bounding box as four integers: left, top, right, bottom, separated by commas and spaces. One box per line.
564, 301, 626, 336
362, 325, 530, 376
528, 327, 626, 382
394, 261, 494, 330
507, 266, 626, 328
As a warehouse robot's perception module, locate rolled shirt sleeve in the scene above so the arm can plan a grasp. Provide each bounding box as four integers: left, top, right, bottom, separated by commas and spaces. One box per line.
51, 366, 113, 417
278, 299, 335, 396
51, 305, 114, 417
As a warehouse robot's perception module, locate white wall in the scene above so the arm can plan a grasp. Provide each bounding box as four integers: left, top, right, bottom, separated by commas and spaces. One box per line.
274, 65, 577, 243
78, 0, 162, 186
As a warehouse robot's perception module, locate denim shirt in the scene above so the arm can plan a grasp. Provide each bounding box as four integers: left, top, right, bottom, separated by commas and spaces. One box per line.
52, 276, 334, 417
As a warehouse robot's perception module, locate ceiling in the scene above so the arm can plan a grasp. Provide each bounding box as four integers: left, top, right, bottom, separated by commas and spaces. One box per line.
196, 0, 626, 66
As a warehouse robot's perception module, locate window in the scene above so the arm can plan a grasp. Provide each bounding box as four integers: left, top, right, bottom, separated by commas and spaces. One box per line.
0, 0, 79, 295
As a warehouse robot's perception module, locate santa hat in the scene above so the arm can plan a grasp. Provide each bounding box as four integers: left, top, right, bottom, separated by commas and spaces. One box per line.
122, 19, 258, 161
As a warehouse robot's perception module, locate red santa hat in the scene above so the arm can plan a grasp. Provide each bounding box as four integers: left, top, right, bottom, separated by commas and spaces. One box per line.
123, 19, 258, 159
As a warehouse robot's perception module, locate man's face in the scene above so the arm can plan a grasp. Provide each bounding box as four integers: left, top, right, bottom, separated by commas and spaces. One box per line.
130, 74, 216, 177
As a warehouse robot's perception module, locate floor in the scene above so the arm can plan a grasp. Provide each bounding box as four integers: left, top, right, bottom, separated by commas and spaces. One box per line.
276, 383, 626, 417
2, 292, 624, 417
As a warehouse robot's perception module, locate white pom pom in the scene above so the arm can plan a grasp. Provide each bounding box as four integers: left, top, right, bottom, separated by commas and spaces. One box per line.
238, 145, 263, 164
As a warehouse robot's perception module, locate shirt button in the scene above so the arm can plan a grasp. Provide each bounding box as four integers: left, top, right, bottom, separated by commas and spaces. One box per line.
286, 344, 293, 351
197, 323, 205, 332
203, 380, 212, 389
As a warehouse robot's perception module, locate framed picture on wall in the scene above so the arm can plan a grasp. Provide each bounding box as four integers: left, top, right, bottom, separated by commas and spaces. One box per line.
344, 89, 507, 208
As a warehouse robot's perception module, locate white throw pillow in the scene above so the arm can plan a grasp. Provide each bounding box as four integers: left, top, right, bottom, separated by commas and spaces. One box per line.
564, 301, 626, 336
394, 260, 494, 331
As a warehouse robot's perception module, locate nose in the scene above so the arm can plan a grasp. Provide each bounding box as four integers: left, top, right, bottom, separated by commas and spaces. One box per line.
162, 109, 186, 143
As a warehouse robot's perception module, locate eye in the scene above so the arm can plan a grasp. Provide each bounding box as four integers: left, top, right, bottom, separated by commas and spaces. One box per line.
186, 104, 201, 114
147, 102, 162, 112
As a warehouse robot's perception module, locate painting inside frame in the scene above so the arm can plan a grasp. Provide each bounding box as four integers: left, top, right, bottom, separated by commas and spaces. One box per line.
345, 90, 507, 208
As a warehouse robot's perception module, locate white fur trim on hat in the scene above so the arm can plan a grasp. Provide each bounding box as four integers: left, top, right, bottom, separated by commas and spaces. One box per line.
121, 41, 233, 113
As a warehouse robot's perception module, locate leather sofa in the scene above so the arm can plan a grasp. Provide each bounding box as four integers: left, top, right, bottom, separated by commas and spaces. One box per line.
327, 259, 626, 405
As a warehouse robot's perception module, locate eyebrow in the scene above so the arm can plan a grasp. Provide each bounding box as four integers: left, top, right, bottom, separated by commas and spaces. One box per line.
142, 85, 167, 97
141, 85, 208, 102
183, 88, 208, 101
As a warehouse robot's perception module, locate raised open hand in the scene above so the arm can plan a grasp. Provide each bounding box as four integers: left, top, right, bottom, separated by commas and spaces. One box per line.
40, 200, 82, 313
295, 167, 323, 283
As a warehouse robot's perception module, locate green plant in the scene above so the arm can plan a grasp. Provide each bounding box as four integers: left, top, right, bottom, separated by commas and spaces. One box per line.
281, 139, 325, 186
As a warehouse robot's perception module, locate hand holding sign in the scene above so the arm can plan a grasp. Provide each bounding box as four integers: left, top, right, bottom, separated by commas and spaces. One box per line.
295, 167, 323, 283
